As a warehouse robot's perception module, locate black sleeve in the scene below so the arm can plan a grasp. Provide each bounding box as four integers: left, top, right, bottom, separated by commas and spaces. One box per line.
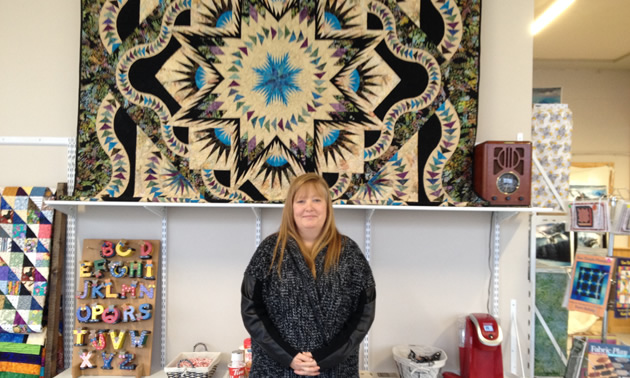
310, 285, 376, 369
240, 273, 299, 367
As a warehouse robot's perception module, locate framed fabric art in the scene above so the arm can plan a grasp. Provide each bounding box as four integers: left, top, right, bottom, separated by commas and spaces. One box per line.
73, 0, 482, 205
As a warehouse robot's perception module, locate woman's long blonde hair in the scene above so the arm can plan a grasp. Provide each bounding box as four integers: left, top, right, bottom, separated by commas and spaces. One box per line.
272, 173, 343, 277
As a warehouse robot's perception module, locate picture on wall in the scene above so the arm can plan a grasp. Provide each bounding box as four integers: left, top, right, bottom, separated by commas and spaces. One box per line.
73, 0, 482, 205
569, 162, 614, 201
532, 87, 562, 104
569, 185, 608, 201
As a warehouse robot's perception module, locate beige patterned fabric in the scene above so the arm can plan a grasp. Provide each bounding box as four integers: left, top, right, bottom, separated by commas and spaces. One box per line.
531, 104, 573, 210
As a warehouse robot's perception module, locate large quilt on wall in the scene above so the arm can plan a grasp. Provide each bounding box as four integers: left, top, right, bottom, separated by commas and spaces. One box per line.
74, 0, 481, 205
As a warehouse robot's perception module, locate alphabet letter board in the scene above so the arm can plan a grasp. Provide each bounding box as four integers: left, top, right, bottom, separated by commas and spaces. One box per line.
71, 239, 159, 377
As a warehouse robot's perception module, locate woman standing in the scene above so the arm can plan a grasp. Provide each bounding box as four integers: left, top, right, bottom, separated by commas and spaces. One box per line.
241, 173, 376, 377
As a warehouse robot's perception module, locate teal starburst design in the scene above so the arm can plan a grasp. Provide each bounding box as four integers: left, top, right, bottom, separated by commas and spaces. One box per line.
163, 168, 195, 195
253, 53, 302, 106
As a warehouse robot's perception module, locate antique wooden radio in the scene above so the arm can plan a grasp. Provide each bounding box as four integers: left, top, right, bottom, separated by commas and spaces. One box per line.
473, 141, 532, 206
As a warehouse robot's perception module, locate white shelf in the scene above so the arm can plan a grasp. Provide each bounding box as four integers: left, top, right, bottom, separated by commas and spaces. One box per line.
45, 199, 553, 215
50, 197, 552, 373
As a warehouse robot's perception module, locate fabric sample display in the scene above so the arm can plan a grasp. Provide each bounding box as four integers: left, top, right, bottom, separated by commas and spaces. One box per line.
0, 187, 55, 334
73, 0, 482, 205
0, 331, 46, 377
569, 200, 610, 232
531, 104, 573, 211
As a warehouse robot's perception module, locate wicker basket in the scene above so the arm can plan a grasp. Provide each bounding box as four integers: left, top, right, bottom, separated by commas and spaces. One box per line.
392, 345, 447, 378
165, 343, 221, 378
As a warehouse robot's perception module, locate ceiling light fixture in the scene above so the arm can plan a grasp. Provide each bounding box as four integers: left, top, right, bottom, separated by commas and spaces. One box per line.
531, 0, 576, 35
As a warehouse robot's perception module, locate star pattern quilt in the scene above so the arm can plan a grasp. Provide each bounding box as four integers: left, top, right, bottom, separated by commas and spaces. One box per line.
74, 0, 481, 205
0, 187, 55, 334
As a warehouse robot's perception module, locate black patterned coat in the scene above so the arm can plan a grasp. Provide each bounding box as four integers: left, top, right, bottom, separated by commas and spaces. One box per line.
241, 234, 376, 378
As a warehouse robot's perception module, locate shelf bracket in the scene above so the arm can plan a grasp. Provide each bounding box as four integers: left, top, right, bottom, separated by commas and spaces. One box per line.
159, 208, 168, 367
63, 210, 77, 369
362, 208, 375, 371
143, 205, 166, 218
251, 207, 262, 248
490, 211, 517, 318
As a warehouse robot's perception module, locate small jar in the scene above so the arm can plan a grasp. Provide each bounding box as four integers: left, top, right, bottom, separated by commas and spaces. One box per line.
243, 338, 252, 377
243, 338, 252, 364
228, 350, 245, 378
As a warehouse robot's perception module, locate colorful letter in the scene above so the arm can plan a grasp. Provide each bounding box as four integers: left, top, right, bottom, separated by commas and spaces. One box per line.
101, 241, 115, 258
140, 241, 153, 259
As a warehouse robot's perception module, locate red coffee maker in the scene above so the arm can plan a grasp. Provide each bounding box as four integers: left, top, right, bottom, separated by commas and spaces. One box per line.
443, 313, 504, 378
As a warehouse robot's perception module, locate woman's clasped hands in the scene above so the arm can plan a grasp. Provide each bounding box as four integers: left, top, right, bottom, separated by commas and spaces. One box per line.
290, 352, 320, 376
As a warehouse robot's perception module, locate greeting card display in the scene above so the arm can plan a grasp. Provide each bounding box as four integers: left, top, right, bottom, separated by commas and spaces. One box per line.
569, 200, 610, 232
614, 257, 630, 318
612, 200, 630, 235
71, 239, 159, 377
567, 253, 614, 317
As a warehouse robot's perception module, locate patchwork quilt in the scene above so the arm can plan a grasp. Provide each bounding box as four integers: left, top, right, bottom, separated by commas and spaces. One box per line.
74, 0, 482, 205
0, 187, 55, 334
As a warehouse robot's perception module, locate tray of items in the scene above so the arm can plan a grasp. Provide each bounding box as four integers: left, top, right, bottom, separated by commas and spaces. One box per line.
165, 343, 221, 378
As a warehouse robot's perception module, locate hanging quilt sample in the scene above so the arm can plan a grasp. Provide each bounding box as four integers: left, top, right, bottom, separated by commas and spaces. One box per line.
0, 187, 55, 334
74, 0, 481, 205
531, 104, 573, 211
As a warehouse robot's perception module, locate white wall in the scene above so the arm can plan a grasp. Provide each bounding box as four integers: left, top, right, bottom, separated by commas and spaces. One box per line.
0, 0, 537, 376
478, 0, 534, 143
0, 1, 79, 186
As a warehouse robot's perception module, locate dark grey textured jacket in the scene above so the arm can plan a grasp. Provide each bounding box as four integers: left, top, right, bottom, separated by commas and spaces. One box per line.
241, 234, 376, 378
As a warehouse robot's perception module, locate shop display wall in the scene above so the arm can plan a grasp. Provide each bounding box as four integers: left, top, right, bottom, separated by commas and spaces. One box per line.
0, 1, 539, 376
